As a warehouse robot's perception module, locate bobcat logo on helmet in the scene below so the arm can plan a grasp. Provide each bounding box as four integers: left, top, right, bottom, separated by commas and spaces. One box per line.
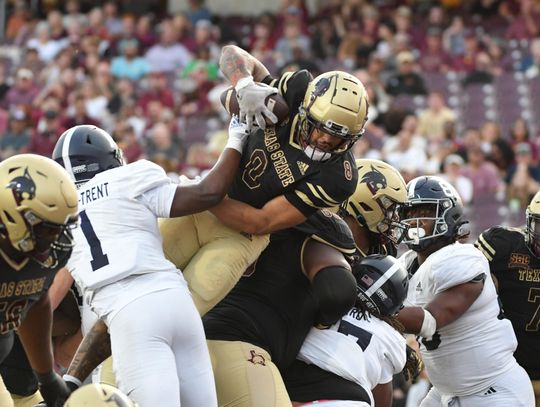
6, 168, 36, 204
64, 383, 138, 407
361, 165, 387, 194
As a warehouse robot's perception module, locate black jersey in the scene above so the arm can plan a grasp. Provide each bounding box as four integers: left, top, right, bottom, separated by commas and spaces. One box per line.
227, 70, 358, 218
0, 244, 71, 362
203, 210, 355, 370
475, 226, 540, 379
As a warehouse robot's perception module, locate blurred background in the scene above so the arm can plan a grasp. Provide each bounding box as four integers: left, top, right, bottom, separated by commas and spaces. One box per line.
0, 0, 539, 248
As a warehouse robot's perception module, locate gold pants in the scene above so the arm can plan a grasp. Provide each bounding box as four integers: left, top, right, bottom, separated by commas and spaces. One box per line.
160, 211, 270, 316
533, 379, 540, 407
0, 375, 14, 407
208, 340, 292, 407
11, 391, 42, 407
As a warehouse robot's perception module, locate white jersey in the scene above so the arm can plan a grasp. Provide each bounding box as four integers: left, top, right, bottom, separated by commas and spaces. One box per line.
67, 160, 179, 291
400, 243, 518, 397
298, 307, 406, 402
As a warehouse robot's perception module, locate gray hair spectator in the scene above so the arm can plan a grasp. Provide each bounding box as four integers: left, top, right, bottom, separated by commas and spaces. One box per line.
439, 154, 473, 204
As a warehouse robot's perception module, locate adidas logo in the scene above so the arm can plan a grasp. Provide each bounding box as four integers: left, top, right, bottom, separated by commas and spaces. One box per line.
297, 161, 309, 175
416, 282, 422, 292
483, 387, 497, 396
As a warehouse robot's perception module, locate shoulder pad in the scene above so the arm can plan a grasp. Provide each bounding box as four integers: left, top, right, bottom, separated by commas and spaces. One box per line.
295, 209, 356, 255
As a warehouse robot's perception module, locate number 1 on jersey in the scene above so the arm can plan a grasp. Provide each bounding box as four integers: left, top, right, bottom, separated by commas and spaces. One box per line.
80, 210, 109, 271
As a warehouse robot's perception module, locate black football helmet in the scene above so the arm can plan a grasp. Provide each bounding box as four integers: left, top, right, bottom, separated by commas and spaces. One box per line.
52, 125, 124, 187
353, 254, 409, 316
525, 191, 540, 257
400, 176, 469, 252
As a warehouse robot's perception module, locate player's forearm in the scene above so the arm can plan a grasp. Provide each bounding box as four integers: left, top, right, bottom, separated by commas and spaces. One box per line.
170, 149, 241, 217
18, 293, 55, 374
396, 306, 424, 335
66, 319, 111, 382
219, 45, 270, 84
210, 197, 268, 234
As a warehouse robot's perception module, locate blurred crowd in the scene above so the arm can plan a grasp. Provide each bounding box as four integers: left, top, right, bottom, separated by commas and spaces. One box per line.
1, 0, 540, 242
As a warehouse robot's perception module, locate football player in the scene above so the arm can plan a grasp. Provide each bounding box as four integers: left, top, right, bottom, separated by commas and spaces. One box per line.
63, 383, 137, 407
396, 176, 535, 406
282, 160, 414, 407
51, 122, 250, 407
159, 44, 369, 316
0, 154, 79, 407
203, 159, 408, 407
474, 190, 540, 406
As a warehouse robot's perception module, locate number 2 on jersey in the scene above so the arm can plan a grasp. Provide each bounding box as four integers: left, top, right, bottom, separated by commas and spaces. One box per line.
526, 287, 540, 332
80, 210, 109, 271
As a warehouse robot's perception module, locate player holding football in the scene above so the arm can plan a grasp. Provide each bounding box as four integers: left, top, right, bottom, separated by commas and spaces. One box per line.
475, 191, 540, 406
397, 176, 534, 406
159, 44, 369, 315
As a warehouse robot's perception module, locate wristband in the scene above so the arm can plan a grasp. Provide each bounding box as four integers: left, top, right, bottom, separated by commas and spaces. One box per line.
62, 374, 83, 388
234, 75, 254, 92
225, 137, 245, 154
419, 308, 437, 338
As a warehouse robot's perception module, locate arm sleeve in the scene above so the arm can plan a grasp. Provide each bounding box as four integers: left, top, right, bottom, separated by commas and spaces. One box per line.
137, 183, 178, 218
474, 227, 503, 267
262, 69, 313, 114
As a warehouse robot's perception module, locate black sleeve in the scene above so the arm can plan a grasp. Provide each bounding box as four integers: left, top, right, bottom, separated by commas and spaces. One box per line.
474, 226, 508, 278
262, 70, 313, 114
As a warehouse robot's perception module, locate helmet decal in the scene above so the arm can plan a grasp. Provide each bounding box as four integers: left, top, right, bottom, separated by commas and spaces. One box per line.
7, 168, 36, 204
361, 164, 387, 194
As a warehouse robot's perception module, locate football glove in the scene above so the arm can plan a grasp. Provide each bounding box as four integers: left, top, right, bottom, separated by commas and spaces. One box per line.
235, 76, 278, 131
225, 115, 250, 153
34, 371, 72, 407
403, 344, 424, 383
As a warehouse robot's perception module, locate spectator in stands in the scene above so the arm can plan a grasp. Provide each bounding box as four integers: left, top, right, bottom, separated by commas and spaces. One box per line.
47, 9, 67, 40
103, 1, 123, 36
386, 51, 428, 96
114, 122, 143, 164
439, 154, 473, 205
419, 27, 452, 72
186, 0, 212, 26
144, 121, 182, 173
383, 114, 428, 173
18, 46, 45, 78
462, 145, 500, 202
310, 17, 339, 61
417, 91, 456, 142
522, 37, 540, 78
505, 0, 540, 41
442, 16, 466, 56
111, 38, 150, 81
462, 51, 495, 86
138, 71, 175, 115
509, 117, 538, 164
62, 93, 101, 129
490, 137, 516, 180
1, 68, 40, 110
80, 78, 110, 123
5, 0, 32, 43
0, 64, 10, 101
27, 97, 66, 157
275, 18, 311, 68
85, 7, 110, 41
171, 12, 196, 52
0, 108, 32, 160
506, 142, 540, 209
452, 30, 480, 72
27, 21, 68, 63
249, 13, 278, 61
193, 19, 220, 63
62, 0, 87, 30
145, 19, 192, 74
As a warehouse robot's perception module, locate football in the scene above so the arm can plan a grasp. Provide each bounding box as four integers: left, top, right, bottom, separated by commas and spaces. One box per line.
220, 85, 290, 127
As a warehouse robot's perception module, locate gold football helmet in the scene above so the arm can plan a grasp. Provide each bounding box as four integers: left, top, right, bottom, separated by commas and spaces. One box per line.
341, 159, 407, 243
0, 154, 78, 267
64, 384, 138, 407
526, 190, 540, 257
299, 71, 369, 160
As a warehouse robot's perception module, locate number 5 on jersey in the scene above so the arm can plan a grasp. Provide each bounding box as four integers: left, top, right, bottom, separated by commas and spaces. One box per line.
80, 210, 109, 271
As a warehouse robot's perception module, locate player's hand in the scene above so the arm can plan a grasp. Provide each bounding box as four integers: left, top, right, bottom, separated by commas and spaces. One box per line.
225, 115, 250, 153
403, 344, 424, 383
35, 371, 72, 407
235, 76, 278, 131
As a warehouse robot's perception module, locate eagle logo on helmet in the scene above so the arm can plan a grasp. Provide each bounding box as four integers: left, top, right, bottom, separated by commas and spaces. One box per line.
361, 165, 387, 194
6, 168, 36, 204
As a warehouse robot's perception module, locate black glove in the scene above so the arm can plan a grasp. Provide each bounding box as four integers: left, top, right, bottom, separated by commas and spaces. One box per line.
403, 344, 424, 383
35, 371, 71, 407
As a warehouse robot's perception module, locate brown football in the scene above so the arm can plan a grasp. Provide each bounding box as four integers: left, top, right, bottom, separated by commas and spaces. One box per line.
220, 85, 290, 126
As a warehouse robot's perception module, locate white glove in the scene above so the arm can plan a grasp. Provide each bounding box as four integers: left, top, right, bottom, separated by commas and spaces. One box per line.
235, 75, 278, 131
225, 115, 250, 153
